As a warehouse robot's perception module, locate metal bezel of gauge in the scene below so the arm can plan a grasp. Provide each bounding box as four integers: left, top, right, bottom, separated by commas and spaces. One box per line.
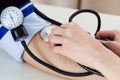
1, 6, 28, 41
1, 6, 24, 29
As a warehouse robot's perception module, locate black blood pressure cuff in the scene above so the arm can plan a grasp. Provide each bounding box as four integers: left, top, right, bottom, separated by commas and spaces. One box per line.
0, 0, 51, 62
0, 0, 30, 13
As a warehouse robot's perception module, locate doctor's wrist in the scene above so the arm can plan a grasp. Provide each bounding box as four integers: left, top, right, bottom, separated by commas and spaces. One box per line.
93, 48, 115, 72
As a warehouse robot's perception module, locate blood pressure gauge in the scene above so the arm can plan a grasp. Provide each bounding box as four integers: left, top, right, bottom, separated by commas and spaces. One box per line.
1, 6, 28, 41
1, 6, 24, 29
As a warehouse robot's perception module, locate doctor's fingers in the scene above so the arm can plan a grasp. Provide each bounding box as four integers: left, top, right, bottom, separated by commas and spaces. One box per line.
53, 46, 64, 54
96, 30, 120, 41
101, 40, 120, 56
49, 36, 67, 54
49, 35, 65, 45
51, 26, 74, 38
51, 27, 65, 36
60, 22, 80, 29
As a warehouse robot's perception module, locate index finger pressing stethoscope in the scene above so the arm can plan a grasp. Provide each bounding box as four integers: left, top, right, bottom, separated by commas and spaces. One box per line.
0, 4, 104, 77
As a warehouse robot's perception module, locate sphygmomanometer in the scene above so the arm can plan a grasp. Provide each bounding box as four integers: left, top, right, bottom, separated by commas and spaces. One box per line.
0, 0, 104, 77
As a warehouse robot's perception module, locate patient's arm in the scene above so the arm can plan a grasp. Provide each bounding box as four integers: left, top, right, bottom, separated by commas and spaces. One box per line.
23, 25, 107, 80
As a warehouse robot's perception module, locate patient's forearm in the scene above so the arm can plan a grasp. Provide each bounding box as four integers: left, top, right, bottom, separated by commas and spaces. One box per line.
23, 33, 107, 80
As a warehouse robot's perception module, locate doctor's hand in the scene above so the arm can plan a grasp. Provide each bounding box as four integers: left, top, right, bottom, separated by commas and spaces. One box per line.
48, 22, 111, 69
96, 30, 120, 57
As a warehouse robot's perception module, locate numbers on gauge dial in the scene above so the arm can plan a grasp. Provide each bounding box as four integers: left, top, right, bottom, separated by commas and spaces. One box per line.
1, 6, 24, 29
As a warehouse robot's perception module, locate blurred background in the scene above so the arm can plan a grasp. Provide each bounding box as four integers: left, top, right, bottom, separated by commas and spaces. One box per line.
31, 0, 120, 15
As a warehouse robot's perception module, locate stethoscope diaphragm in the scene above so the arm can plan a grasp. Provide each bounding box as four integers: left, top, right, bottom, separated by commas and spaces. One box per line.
40, 25, 56, 42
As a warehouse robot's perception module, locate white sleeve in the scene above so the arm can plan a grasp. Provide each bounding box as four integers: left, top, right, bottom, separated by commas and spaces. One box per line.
0, 12, 51, 62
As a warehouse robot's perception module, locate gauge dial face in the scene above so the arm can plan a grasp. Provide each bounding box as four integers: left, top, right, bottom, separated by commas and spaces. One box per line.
1, 6, 24, 29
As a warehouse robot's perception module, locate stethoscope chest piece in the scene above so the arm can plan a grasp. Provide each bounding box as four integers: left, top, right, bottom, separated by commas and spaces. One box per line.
40, 25, 56, 42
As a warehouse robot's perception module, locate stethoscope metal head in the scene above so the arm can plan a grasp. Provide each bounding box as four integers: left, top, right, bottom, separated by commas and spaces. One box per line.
40, 25, 56, 42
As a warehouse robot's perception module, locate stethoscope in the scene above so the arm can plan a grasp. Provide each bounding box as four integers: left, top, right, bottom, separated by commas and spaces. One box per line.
0, 3, 104, 77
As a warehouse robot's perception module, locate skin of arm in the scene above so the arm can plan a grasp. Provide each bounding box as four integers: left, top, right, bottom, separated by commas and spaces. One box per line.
97, 30, 120, 57
22, 24, 107, 80
94, 48, 120, 80
48, 22, 120, 80
96, 30, 120, 80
